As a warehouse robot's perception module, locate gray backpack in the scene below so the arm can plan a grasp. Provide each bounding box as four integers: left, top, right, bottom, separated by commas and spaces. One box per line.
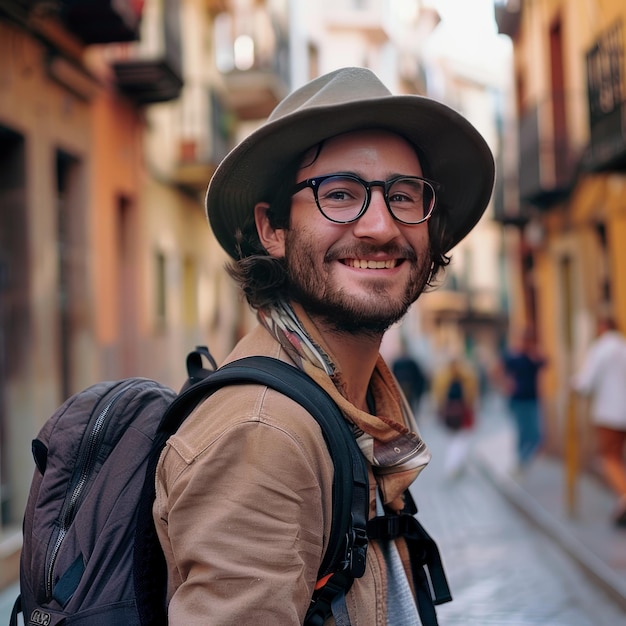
11, 349, 450, 625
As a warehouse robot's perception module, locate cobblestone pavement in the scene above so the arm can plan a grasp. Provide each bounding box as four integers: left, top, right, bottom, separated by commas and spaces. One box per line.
413, 410, 626, 626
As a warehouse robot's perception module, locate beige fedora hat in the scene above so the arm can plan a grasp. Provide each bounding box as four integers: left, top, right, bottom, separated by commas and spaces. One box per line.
206, 66, 495, 258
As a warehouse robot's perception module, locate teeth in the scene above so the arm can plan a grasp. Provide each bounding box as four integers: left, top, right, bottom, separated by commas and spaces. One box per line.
347, 259, 396, 269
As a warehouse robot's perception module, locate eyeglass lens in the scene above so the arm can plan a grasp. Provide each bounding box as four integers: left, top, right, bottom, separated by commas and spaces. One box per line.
315, 175, 435, 224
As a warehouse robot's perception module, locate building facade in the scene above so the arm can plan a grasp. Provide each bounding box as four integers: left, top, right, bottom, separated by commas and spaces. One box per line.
495, 0, 626, 454
0, 0, 246, 583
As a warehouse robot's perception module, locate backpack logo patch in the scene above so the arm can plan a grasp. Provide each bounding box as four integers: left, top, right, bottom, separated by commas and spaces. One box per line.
29, 609, 51, 626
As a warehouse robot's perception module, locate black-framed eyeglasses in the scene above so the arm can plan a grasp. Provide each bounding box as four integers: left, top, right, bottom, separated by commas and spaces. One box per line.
292, 173, 439, 225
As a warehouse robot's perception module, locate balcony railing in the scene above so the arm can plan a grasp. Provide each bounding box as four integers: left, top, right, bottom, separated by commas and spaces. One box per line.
584, 100, 626, 171
110, 0, 183, 104
584, 20, 626, 171
518, 94, 580, 208
172, 86, 232, 192
215, 9, 290, 120
492, 148, 529, 226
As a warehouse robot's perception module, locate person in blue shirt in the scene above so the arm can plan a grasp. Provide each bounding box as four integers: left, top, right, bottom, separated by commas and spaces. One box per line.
500, 329, 546, 469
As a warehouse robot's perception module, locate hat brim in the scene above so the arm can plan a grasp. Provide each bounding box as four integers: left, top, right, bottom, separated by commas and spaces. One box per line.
206, 94, 495, 258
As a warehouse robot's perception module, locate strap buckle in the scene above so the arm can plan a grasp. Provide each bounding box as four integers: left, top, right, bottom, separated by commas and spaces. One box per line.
366, 513, 413, 541
340, 521, 368, 578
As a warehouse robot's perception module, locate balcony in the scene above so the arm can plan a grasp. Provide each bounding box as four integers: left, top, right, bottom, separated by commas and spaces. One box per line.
492, 149, 528, 226
583, 20, 626, 172
323, 0, 389, 43
0, 0, 141, 45
221, 66, 289, 121
518, 94, 580, 208
0, 1, 42, 24
216, 8, 290, 121
111, 0, 183, 104
494, 0, 522, 39
420, 289, 469, 322
458, 289, 508, 329
171, 86, 232, 192
584, 100, 626, 171
61, 0, 142, 44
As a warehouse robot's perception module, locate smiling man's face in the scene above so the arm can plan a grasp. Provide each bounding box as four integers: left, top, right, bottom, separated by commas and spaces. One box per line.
278, 129, 434, 335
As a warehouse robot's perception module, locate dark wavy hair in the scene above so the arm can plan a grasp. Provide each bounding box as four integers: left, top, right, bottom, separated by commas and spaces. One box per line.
226, 137, 452, 311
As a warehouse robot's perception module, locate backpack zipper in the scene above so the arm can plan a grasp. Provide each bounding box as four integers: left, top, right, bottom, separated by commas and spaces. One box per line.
45, 383, 133, 600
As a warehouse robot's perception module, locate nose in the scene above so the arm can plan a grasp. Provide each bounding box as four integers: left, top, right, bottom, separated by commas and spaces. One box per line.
351, 187, 401, 241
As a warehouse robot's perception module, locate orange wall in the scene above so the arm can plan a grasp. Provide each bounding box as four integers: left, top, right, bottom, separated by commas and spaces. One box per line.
90, 90, 145, 344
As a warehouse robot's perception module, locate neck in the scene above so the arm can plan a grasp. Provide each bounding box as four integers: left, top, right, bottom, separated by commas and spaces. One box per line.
296, 307, 383, 412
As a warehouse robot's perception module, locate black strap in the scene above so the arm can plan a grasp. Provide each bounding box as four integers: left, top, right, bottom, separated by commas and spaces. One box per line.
305, 571, 353, 626
367, 510, 452, 625
134, 354, 369, 626
181, 345, 218, 391
9, 595, 20, 626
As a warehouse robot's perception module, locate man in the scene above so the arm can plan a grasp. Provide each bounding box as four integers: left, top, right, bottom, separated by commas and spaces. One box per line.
392, 339, 428, 415
573, 317, 626, 527
500, 328, 546, 470
154, 67, 494, 624
432, 355, 479, 478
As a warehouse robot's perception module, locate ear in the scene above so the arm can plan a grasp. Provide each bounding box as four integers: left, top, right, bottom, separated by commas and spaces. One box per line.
254, 202, 286, 257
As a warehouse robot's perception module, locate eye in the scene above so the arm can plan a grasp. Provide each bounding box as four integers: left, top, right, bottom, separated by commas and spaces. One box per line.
323, 188, 354, 202
318, 177, 363, 206
388, 180, 424, 206
389, 190, 415, 203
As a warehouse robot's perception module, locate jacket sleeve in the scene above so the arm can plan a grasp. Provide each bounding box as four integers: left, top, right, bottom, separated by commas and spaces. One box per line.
154, 393, 333, 625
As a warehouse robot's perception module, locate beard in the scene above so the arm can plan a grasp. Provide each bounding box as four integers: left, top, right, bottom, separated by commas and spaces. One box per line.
283, 229, 432, 336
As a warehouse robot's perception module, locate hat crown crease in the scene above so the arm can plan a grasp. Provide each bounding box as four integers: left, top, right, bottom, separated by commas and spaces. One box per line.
269, 67, 391, 122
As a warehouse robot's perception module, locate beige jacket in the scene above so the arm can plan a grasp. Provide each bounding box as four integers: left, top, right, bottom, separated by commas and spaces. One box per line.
154, 324, 417, 625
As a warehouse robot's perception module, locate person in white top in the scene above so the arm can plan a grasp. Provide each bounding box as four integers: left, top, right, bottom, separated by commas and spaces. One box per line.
573, 316, 626, 527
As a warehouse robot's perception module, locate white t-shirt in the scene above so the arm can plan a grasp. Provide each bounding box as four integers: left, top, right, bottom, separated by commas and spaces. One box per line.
376, 491, 422, 625
573, 331, 626, 429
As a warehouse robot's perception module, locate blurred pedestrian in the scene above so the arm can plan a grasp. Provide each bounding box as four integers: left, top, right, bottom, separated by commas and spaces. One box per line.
392, 339, 429, 415
498, 329, 546, 471
573, 316, 626, 528
432, 356, 478, 478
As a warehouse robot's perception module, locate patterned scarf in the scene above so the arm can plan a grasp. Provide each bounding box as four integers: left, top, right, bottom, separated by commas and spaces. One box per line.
258, 301, 431, 512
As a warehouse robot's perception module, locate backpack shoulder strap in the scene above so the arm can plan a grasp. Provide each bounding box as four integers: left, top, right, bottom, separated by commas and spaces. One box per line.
135, 355, 369, 626
366, 488, 452, 626
221, 358, 370, 580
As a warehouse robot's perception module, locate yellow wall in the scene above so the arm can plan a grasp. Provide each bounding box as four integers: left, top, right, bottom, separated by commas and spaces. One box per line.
510, 0, 626, 455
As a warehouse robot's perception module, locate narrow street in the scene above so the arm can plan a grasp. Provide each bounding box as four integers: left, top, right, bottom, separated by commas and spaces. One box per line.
413, 398, 626, 626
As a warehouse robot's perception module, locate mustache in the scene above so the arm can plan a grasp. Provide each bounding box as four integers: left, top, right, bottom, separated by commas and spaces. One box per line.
325, 243, 418, 263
